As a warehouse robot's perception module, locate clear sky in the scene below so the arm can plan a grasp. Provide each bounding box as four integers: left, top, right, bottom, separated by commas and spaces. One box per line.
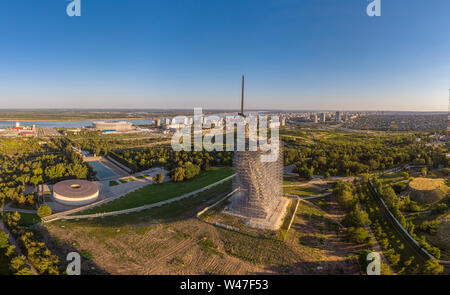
0, 0, 449, 111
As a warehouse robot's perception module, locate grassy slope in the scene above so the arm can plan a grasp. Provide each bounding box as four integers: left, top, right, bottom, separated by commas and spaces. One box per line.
77, 168, 234, 214
0, 248, 11, 275
284, 186, 329, 197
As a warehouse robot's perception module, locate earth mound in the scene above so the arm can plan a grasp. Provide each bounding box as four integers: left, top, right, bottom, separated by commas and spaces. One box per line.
407, 178, 448, 205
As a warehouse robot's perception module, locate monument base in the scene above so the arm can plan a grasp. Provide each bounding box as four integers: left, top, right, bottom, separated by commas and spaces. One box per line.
226, 192, 290, 231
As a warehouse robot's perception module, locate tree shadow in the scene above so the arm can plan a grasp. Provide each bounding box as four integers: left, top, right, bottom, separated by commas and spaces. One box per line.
33, 225, 109, 275
259, 259, 362, 275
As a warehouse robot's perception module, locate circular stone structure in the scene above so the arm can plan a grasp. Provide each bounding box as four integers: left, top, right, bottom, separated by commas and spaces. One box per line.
53, 179, 99, 206
408, 178, 448, 204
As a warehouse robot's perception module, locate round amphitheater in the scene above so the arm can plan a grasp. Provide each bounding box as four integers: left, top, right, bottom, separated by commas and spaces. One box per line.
53, 179, 99, 206
92, 121, 133, 131
407, 178, 448, 205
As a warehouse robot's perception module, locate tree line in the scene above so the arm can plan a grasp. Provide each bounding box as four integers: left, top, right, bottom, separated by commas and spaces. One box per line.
284, 132, 448, 178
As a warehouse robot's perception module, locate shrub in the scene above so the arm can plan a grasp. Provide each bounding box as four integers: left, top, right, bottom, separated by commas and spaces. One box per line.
152, 172, 165, 184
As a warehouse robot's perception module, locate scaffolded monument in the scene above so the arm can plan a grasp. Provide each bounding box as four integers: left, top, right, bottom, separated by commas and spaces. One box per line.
226, 76, 289, 230
229, 144, 288, 229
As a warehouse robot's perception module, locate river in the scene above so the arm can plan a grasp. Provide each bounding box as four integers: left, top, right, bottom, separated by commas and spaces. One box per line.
0, 119, 155, 128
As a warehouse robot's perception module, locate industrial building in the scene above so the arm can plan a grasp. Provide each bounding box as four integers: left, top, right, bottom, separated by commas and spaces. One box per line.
92, 121, 133, 132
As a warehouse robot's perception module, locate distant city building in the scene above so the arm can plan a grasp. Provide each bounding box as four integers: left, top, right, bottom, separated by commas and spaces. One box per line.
93, 121, 133, 131
335, 111, 341, 122
320, 113, 326, 122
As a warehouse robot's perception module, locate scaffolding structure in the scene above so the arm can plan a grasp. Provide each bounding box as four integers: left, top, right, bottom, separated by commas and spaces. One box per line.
447, 89, 450, 137
226, 74, 288, 230
228, 141, 288, 230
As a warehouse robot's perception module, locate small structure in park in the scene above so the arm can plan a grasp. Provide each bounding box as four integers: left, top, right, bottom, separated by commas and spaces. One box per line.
53, 179, 99, 206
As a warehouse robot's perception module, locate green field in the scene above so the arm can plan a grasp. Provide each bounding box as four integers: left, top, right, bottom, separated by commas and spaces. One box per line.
76, 168, 234, 215
109, 180, 119, 186
284, 185, 330, 197
75, 180, 231, 228
18, 213, 40, 227
0, 247, 11, 275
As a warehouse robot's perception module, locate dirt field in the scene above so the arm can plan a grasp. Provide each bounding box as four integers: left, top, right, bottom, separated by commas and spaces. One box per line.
35, 182, 362, 275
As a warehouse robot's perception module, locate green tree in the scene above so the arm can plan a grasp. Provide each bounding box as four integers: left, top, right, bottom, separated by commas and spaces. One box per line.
298, 165, 314, 180
345, 227, 371, 244
9, 256, 28, 274
0, 231, 9, 249
37, 204, 52, 218
420, 167, 427, 176
172, 167, 185, 182
184, 162, 200, 180
343, 205, 371, 227
422, 259, 443, 275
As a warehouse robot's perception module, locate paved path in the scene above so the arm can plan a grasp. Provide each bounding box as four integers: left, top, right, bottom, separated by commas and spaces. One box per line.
283, 176, 355, 188
300, 192, 333, 200
2, 203, 37, 214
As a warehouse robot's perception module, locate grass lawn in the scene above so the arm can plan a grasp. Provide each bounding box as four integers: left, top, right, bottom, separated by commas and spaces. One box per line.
0, 248, 11, 275
283, 175, 302, 185
284, 186, 329, 197
60, 180, 232, 227
8, 202, 36, 211
19, 213, 40, 227
379, 172, 408, 185
119, 179, 128, 183
76, 168, 234, 215
109, 180, 119, 186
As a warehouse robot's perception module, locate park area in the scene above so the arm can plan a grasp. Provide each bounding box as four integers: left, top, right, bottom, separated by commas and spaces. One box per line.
75, 168, 235, 215
35, 179, 361, 275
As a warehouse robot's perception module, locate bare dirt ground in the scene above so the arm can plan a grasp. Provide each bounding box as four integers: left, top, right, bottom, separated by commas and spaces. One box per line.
36, 186, 362, 275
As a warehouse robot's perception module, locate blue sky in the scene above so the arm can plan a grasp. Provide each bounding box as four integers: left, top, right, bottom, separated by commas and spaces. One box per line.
0, 0, 449, 111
